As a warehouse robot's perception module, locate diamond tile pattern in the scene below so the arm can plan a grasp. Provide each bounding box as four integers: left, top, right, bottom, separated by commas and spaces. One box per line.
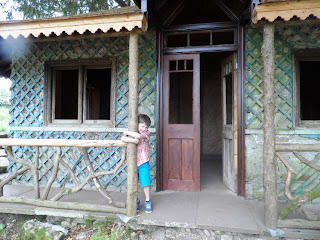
8, 32, 157, 190
245, 25, 320, 129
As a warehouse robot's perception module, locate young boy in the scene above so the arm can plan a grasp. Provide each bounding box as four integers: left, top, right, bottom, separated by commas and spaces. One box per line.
121, 114, 152, 213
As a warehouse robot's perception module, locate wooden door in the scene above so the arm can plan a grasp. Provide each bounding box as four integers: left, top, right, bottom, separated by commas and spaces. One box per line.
221, 54, 238, 193
163, 54, 200, 191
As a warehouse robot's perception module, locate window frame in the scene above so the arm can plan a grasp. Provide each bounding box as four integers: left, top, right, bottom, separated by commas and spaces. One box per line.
294, 50, 320, 128
44, 58, 116, 127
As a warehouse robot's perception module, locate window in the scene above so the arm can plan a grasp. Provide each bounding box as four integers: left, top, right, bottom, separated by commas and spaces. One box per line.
45, 59, 116, 127
295, 52, 320, 127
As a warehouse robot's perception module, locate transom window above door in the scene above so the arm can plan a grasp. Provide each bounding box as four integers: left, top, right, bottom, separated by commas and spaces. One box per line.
44, 59, 116, 127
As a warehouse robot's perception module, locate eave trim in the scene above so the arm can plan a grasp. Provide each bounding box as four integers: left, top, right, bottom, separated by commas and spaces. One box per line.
252, 0, 320, 23
0, 12, 147, 39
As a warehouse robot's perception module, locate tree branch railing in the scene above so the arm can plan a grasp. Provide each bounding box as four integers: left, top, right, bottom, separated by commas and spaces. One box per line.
276, 143, 320, 229
0, 138, 128, 215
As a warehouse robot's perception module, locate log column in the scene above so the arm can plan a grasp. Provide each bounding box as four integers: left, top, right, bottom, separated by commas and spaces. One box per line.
262, 24, 277, 228
126, 30, 139, 216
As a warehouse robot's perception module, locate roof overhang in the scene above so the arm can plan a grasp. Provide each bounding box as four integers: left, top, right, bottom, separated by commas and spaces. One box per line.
0, 6, 147, 39
252, 0, 320, 23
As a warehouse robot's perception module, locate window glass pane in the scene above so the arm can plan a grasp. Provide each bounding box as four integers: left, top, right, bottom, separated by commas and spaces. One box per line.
167, 34, 188, 47
170, 60, 176, 71
190, 32, 210, 46
212, 31, 234, 45
178, 60, 185, 70
86, 68, 111, 120
300, 61, 320, 120
186, 60, 193, 70
226, 74, 233, 124
169, 72, 193, 124
55, 69, 78, 119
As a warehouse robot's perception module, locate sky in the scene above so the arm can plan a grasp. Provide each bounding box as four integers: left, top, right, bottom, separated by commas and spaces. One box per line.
0, 77, 12, 92
0, 0, 23, 21
0, 1, 20, 93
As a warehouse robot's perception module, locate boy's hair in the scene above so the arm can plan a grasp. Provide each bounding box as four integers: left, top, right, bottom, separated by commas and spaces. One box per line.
138, 114, 151, 127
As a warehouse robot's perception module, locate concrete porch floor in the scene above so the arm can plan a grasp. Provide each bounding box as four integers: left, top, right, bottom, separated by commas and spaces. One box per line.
0, 158, 319, 239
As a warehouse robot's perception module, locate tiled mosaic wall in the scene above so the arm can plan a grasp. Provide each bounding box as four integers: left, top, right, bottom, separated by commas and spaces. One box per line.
245, 24, 320, 200
8, 31, 157, 191
246, 24, 320, 129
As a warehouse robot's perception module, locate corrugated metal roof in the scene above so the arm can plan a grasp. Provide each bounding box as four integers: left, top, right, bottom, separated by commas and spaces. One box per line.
252, 0, 320, 23
0, 6, 147, 39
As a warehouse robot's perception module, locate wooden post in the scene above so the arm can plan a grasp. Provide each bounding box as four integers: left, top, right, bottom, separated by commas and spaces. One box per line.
126, 30, 139, 216
262, 23, 277, 229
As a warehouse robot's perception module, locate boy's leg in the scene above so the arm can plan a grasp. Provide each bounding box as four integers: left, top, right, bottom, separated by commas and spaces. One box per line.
137, 162, 152, 213
138, 162, 151, 190
143, 186, 150, 201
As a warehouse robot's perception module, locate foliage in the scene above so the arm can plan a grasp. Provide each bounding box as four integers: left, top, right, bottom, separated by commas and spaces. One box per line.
4, 0, 133, 20
0, 88, 10, 135
0, 89, 10, 108
19, 227, 51, 240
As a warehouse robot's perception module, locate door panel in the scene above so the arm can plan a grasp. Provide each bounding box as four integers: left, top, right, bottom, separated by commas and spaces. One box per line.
221, 54, 238, 193
163, 54, 200, 191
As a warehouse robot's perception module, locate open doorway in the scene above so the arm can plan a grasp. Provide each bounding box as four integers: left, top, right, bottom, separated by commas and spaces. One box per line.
200, 52, 236, 192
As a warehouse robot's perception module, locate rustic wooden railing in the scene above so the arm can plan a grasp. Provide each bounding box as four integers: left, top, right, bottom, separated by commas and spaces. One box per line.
0, 138, 128, 215
276, 143, 320, 229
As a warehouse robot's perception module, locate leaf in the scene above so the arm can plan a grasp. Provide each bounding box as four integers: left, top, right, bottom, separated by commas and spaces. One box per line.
0, 224, 5, 230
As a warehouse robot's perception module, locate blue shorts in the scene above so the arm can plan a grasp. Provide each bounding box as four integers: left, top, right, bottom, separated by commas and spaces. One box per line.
138, 162, 151, 187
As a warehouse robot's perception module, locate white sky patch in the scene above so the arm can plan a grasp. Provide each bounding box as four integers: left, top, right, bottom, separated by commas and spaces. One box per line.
0, 77, 12, 92
0, 0, 24, 21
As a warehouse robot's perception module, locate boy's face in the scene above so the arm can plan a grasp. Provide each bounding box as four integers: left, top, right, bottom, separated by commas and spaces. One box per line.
138, 123, 149, 133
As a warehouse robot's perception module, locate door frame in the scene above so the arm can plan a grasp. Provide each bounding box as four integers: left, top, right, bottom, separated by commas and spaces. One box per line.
156, 25, 246, 196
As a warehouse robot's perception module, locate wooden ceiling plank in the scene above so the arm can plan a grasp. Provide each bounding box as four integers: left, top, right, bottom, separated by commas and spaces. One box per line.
155, 0, 168, 10
216, 0, 240, 23
162, 0, 184, 28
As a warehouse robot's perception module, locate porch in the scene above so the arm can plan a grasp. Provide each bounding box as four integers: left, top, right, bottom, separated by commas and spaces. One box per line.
0, 172, 264, 235
0, 160, 319, 239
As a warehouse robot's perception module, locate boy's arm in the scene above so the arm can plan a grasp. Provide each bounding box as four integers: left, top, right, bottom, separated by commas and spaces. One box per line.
124, 130, 149, 140
121, 136, 139, 144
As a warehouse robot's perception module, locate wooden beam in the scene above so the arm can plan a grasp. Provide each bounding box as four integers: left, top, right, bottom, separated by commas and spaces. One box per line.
156, 30, 164, 192
155, 0, 168, 10
115, 0, 128, 7
0, 138, 127, 147
162, 0, 184, 27
165, 22, 237, 32
237, 25, 246, 197
216, 0, 240, 23
262, 23, 277, 229
276, 143, 320, 152
164, 45, 238, 54
140, 0, 147, 13
126, 30, 139, 217
0, 196, 127, 214
278, 219, 320, 230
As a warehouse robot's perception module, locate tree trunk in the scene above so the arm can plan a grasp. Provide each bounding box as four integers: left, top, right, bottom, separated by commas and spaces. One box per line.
126, 30, 139, 217
262, 23, 277, 229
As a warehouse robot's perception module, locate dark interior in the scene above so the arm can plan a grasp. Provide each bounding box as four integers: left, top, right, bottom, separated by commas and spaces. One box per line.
86, 68, 111, 120
200, 52, 234, 186
55, 69, 79, 120
300, 61, 320, 120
